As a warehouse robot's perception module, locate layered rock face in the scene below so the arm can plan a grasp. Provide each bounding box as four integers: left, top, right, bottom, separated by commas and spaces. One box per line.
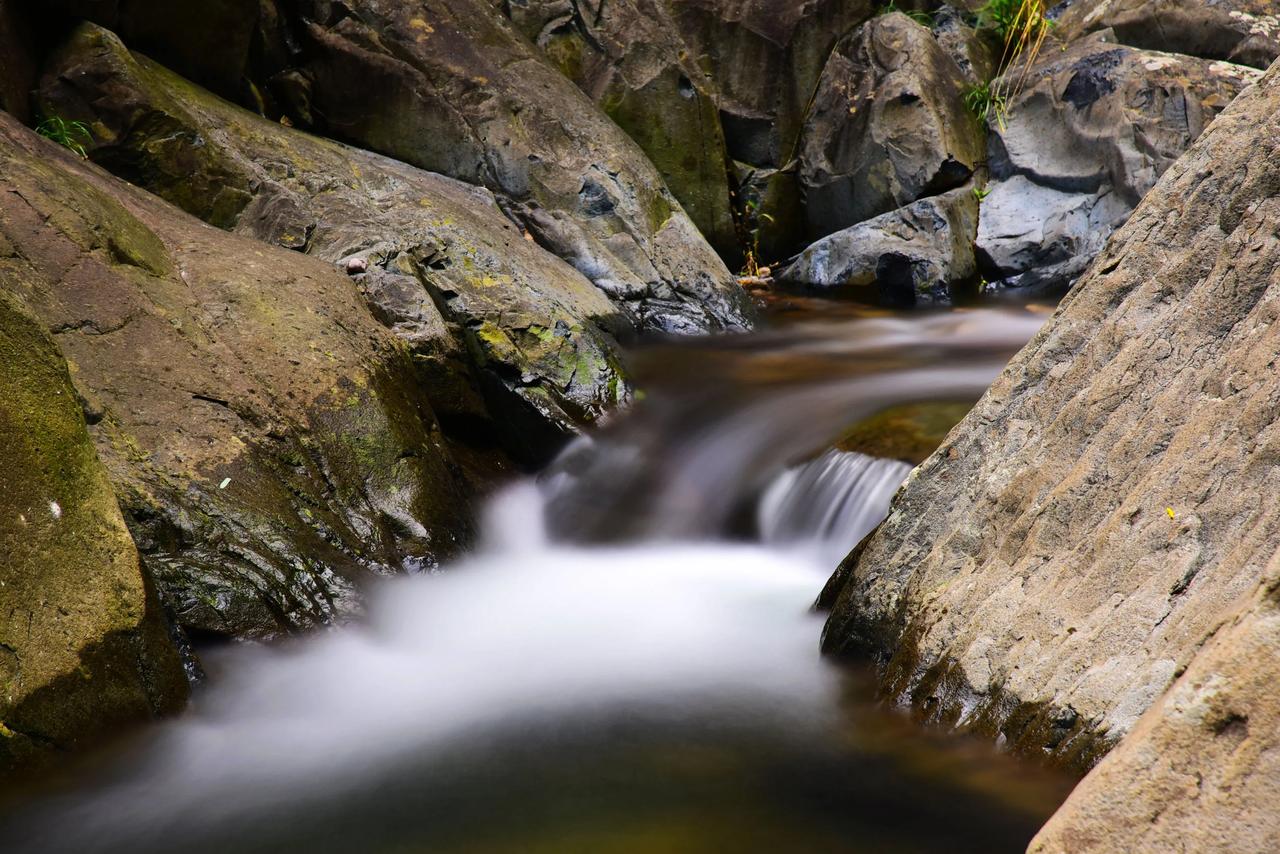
0, 113, 473, 638
823, 59, 1280, 787
1032, 548, 1280, 852
269, 0, 751, 334
39, 24, 630, 463
0, 290, 187, 773
496, 0, 741, 265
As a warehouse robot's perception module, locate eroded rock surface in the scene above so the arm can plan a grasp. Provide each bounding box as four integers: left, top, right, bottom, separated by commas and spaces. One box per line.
497, 0, 740, 264
1054, 0, 1280, 70
977, 31, 1258, 296
823, 61, 1280, 774
797, 12, 983, 243
39, 24, 630, 463
1032, 547, 1280, 852
0, 290, 187, 773
0, 112, 473, 638
272, 0, 751, 334
779, 186, 978, 306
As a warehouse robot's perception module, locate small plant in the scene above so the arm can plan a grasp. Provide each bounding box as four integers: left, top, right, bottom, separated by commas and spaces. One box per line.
36, 116, 93, 158
970, 0, 1054, 127
880, 0, 934, 26
972, 186, 992, 203
963, 81, 1008, 128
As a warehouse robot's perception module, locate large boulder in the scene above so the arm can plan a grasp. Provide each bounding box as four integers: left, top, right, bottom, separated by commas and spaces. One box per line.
976, 31, 1259, 297
39, 23, 630, 464
821, 60, 1280, 776
0, 112, 473, 639
1054, 0, 1280, 70
1031, 548, 1280, 852
796, 12, 984, 243
0, 290, 187, 774
497, 0, 741, 265
660, 0, 877, 257
778, 186, 978, 306
269, 0, 752, 334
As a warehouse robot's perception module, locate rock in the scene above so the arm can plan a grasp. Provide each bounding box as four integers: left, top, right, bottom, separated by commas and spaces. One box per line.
931, 4, 996, 87
662, 0, 878, 257
976, 31, 1260, 297
0, 0, 35, 121
269, 0, 752, 335
45, 0, 262, 94
662, 0, 876, 169
1054, 0, 1280, 70
0, 290, 188, 774
497, 0, 741, 265
1031, 549, 1280, 852
821, 60, 1280, 774
797, 12, 984, 243
0, 111, 473, 638
38, 23, 631, 464
779, 186, 979, 306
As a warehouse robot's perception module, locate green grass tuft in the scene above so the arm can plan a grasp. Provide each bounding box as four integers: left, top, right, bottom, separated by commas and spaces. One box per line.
36, 116, 93, 158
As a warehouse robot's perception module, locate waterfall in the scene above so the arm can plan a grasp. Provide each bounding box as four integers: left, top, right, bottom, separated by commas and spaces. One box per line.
2, 310, 1064, 854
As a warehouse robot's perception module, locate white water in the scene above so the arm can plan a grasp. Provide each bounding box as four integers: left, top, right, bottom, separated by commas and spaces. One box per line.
9, 486, 849, 852
4, 310, 1053, 853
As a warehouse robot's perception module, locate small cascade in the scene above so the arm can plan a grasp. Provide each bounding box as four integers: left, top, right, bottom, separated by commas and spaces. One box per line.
759, 450, 913, 564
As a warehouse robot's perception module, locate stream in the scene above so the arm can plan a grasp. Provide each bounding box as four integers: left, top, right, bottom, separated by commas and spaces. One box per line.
1, 305, 1077, 853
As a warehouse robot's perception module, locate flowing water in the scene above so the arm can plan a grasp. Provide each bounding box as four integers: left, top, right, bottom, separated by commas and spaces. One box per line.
1, 308, 1076, 853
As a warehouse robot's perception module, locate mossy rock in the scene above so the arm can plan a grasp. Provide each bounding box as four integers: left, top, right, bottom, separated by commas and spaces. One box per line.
0, 290, 187, 776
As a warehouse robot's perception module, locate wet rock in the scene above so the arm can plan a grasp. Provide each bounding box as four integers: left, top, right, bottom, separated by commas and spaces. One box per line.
797, 12, 984, 242
1053, 0, 1280, 69
977, 31, 1259, 297
0, 111, 473, 638
0, 290, 187, 774
822, 61, 1280, 776
779, 186, 978, 306
270, 0, 752, 334
497, 0, 740, 265
0, 0, 36, 121
39, 23, 631, 464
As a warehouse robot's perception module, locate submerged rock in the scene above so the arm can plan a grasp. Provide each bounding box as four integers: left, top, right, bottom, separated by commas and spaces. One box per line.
497, 0, 741, 265
267, 0, 752, 334
797, 12, 984, 243
1053, 0, 1280, 70
39, 23, 630, 463
977, 31, 1259, 297
0, 112, 473, 638
778, 186, 978, 306
822, 58, 1280, 789
0, 290, 187, 774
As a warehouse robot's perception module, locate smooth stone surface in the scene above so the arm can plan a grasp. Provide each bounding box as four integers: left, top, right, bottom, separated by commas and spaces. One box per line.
797, 12, 983, 242
977, 31, 1259, 295
779, 186, 978, 306
0, 290, 187, 775
0, 112, 473, 638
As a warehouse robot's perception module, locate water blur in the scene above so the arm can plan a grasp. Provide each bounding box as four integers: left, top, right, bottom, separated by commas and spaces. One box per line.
1, 308, 1072, 853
